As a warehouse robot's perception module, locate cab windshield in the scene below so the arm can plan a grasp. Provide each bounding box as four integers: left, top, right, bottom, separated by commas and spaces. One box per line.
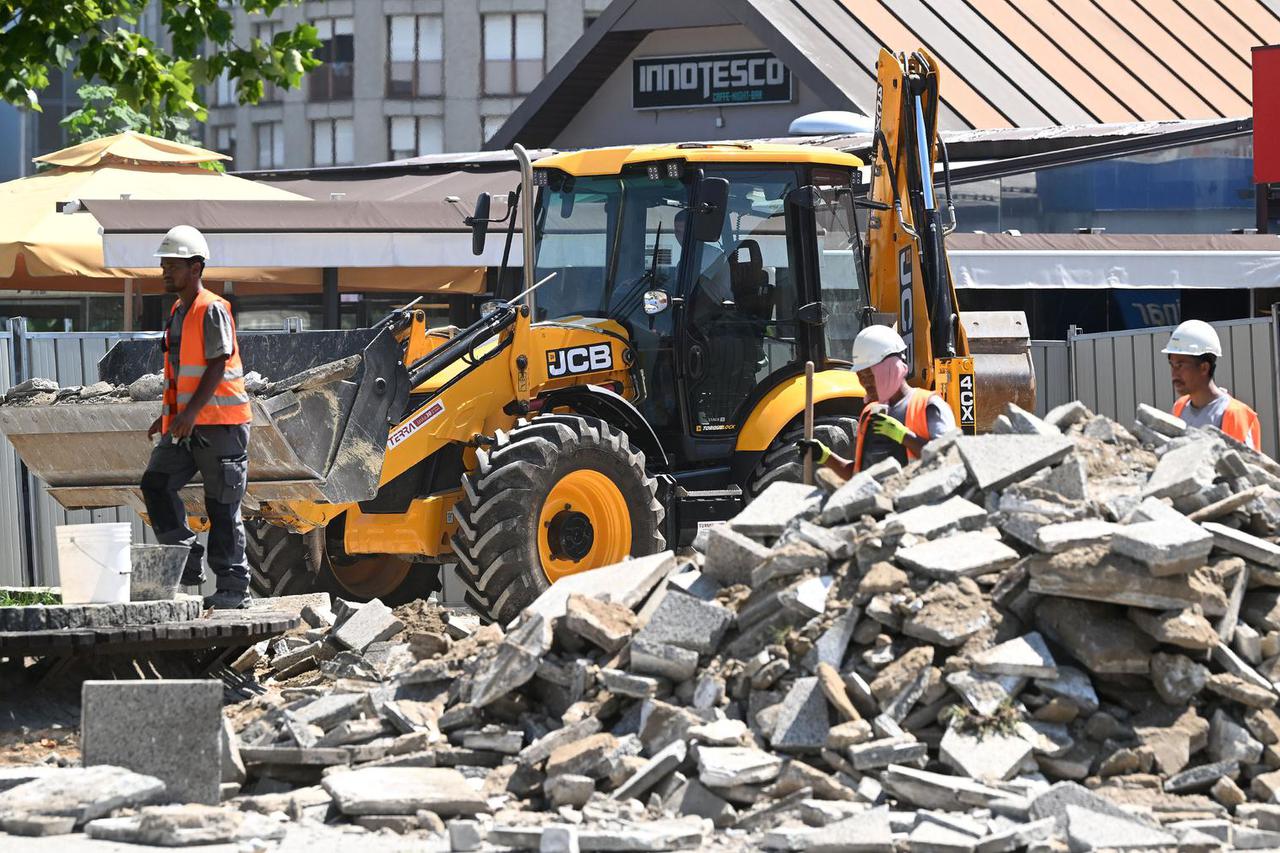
531, 173, 691, 323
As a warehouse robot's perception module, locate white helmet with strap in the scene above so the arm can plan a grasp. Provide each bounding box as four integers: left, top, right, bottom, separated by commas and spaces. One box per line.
154, 225, 210, 262
1162, 319, 1222, 358
851, 325, 908, 372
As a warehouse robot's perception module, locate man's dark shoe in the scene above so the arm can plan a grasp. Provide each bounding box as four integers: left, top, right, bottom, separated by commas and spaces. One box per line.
180, 569, 206, 587
203, 589, 251, 610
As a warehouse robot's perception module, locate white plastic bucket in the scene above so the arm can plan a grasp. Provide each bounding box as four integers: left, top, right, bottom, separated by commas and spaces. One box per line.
56, 523, 133, 604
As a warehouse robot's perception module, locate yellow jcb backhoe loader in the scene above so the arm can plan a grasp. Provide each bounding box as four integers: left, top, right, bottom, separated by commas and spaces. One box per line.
0, 48, 1033, 623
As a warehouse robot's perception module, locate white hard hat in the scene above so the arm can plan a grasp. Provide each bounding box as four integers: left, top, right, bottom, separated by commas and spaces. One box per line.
1162, 319, 1222, 358
851, 325, 908, 372
154, 225, 210, 262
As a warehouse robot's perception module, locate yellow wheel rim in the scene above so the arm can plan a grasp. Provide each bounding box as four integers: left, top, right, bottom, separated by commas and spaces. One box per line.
538, 469, 632, 582
328, 555, 412, 599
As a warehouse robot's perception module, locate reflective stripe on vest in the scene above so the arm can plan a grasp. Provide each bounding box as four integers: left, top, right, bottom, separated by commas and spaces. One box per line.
1172, 394, 1261, 451
161, 289, 251, 432
852, 388, 940, 472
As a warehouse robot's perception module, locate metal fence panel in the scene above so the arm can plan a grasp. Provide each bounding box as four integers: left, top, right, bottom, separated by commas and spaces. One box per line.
1069, 317, 1278, 460
1030, 341, 1070, 418
20, 331, 158, 585
0, 332, 22, 585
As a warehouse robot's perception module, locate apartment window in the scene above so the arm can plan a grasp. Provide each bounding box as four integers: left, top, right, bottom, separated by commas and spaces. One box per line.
212, 70, 235, 106
482, 13, 543, 95
311, 17, 354, 101
255, 122, 284, 169
254, 20, 285, 102
313, 118, 354, 166
388, 15, 443, 98
212, 126, 236, 163
482, 114, 509, 143
389, 116, 444, 160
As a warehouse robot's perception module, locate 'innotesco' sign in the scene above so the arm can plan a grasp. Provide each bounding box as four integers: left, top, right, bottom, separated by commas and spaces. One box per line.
632, 50, 792, 110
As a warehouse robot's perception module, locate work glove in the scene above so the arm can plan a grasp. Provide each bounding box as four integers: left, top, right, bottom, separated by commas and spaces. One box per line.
796, 438, 831, 464
869, 412, 911, 445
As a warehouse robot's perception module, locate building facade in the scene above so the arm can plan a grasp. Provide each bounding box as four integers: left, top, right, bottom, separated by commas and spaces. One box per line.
204, 0, 610, 170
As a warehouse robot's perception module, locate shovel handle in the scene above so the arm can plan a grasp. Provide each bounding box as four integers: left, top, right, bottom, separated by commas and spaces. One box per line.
803, 360, 815, 485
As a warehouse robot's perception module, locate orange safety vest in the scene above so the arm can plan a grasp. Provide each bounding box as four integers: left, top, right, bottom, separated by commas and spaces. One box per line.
162, 288, 251, 433
853, 387, 938, 471
1173, 394, 1261, 451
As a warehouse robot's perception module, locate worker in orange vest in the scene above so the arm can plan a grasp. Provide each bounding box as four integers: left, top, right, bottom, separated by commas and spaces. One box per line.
1163, 319, 1261, 451
140, 226, 254, 610
799, 325, 955, 477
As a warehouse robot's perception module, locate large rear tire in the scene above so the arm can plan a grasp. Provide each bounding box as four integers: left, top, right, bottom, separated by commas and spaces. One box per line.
451, 415, 665, 625
245, 519, 441, 605
744, 415, 859, 498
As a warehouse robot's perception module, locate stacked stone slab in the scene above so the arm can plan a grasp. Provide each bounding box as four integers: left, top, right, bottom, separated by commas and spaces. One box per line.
13, 401, 1280, 849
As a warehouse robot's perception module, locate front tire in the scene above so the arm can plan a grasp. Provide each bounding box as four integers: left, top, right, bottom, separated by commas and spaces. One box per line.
451, 415, 665, 625
744, 414, 859, 498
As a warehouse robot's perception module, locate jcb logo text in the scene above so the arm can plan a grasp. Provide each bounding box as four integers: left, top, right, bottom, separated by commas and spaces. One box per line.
547, 343, 613, 377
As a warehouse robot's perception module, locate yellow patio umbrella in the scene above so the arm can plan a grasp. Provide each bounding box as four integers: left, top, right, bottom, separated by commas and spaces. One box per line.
0, 130, 313, 294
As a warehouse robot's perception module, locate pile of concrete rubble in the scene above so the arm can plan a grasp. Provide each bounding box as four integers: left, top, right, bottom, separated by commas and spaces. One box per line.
9, 402, 1280, 851
0, 370, 270, 407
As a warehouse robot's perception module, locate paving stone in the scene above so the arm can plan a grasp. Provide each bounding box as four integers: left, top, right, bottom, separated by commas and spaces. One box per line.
1035, 598, 1156, 675
846, 738, 928, 770
696, 746, 783, 787
1018, 455, 1089, 503
896, 531, 1019, 580
946, 670, 1025, 716
751, 541, 829, 586
543, 774, 595, 809
802, 610, 859, 672
1150, 652, 1209, 705
882, 496, 988, 539
820, 472, 887, 525
1127, 607, 1220, 650
1208, 708, 1264, 765
635, 589, 733, 655
1136, 403, 1187, 438
518, 718, 602, 768
0, 766, 165, 826
331, 597, 404, 652
1033, 519, 1120, 554
599, 668, 663, 699
611, 739, 687, 802
769, 677, 830, 753
1064, 803, 1176, 851
880, 765, 1010, 811
293, 693, 375, 729
1202, 520, 1280, 567
323, 767, 487, 816
470, 613, 552, 708
970, 632, 1057, 678
563, 593, 638, 653
939, 727, 1034, 782
1110, 519, 1214, 575
1025, 545, 1228, 614
667, 567, 722, 601
902, 578, 991, 647
666, 779, 737, 827
81, 680, 222, 806
954, 434, 1074, 492
630, 636, 699, 681
1035, 666, 1099, 714
895, 463, 968, 510
1144, 439, 1220, 500
84, 804, 287, 846
730, 481, 824, 538
908, 819, 980, 853
523, 551, 677, 624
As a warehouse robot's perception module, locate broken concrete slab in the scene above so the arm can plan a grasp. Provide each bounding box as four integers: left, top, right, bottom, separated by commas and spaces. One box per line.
322, 767, 488, 816
1025, 545, 1228, 614
902, 578, 991, 647
611, 740, 687, 802
0, 766, 165, 826
332, 597, 403, 653
879, 765, 1010, 811
954, 434, 1074, 492
729, 481, 824, 538
1035, 598, 1156, 675
470, 613, 553, 708
81, 680, 222, 806
820, 472, 887, 525
1128, 607, 1220, 651
970, 632, 1057, 679
882, 496, 987, 540
83, 804, 286, 847
696, 747, 784, 788
1064, 803, 1177, 851
939, 727, 1034, 782
769, 677, 830, 754
1033, 519, 1120, 554
946, 670, 1025, 717
563, 593, 638, 653
1110, 519, 1214, 576
522, 551, 677, 625
895, 531, 1019, 580
895, 464, 968, 511
1144, 439, 1221, 500
630, 636, 699, 682
634, 590, 734, 655
1202, 521, 1280, 568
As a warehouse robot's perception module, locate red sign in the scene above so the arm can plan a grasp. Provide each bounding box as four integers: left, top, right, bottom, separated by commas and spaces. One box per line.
1254, 45, 1280, 184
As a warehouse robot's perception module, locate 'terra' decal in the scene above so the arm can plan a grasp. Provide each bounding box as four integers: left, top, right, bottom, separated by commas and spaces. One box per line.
387, 400, 446, 449
547, 343, 613, 377
958, 372, 977, 434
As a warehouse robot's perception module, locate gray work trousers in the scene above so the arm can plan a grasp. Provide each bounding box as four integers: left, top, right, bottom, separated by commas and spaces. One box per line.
140, 424, 250, 594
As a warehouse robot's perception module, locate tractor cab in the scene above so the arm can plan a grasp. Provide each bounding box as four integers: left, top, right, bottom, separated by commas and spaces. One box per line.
512, 143, 871, 475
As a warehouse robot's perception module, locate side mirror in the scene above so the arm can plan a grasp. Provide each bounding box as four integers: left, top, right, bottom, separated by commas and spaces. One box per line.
693, 177, 729, 242
470, 192, 492, 256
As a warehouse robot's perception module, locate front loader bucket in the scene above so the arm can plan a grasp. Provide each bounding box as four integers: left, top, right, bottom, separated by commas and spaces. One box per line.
0, 329, 410, 514
959, 311, 1036, 431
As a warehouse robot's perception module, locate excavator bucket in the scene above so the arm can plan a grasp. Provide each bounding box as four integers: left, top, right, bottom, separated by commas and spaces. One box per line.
0, 329, 410, 515
959, 311, 1037, 432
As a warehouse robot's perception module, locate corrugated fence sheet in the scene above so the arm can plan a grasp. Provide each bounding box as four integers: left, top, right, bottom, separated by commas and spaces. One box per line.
1069, 317, 1279, 460
1030, 340, 1071, 419
0, 331, 22, 586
